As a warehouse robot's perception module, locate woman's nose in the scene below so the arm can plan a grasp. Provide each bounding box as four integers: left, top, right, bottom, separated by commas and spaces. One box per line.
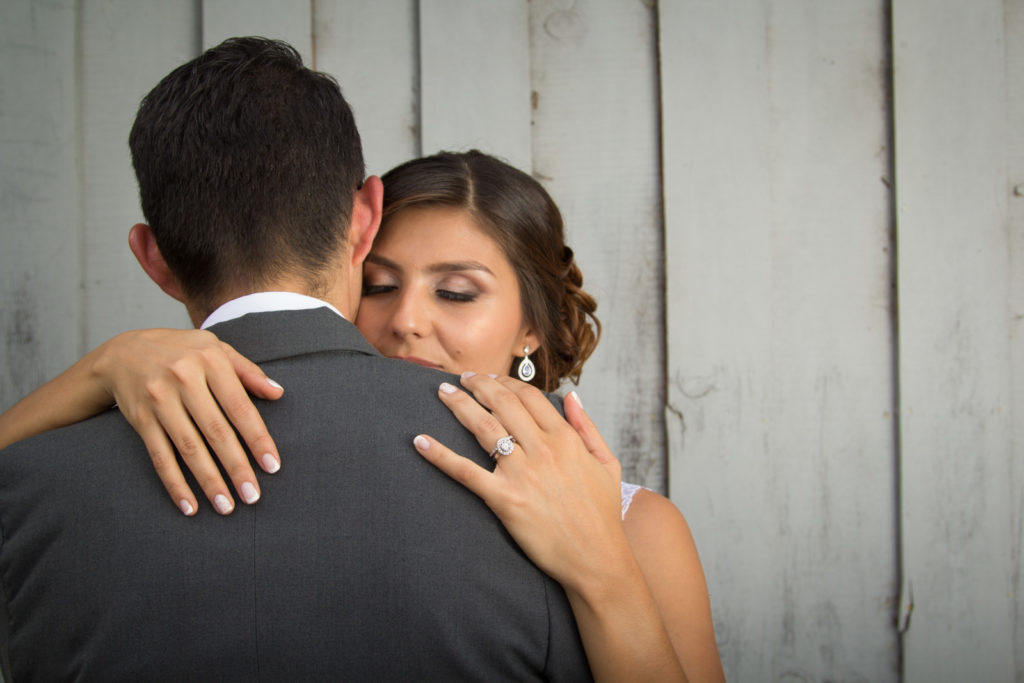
389, 291, 429, 338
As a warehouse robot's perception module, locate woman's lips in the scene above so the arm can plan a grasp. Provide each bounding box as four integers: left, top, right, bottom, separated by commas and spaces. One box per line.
392, 355, 442, 370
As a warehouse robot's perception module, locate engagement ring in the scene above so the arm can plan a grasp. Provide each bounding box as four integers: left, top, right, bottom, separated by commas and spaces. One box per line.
489, 435, 516, 460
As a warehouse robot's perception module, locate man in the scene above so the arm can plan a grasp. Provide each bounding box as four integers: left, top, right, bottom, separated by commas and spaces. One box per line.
0, 37, 590, 681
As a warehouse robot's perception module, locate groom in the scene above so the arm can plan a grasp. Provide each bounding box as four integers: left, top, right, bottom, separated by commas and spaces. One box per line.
0, 37, 589, 681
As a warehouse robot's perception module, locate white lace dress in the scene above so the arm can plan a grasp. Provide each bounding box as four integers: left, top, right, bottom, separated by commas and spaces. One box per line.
620, 482, 647, 520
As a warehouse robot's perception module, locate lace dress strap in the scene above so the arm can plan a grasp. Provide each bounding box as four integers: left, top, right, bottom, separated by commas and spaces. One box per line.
620, 481, 647, 520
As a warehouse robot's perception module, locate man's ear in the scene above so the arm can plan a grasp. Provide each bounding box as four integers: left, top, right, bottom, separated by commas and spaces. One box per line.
348, 175, 383, 267
128, 223, 185, 302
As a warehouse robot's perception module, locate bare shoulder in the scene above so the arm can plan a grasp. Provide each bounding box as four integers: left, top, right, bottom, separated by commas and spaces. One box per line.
622, 489, 706, 603
623, 489, 697, 552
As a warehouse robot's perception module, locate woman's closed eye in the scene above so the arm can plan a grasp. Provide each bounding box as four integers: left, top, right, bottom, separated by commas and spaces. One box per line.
362, 282, 397, 297
436, 288, 477, 303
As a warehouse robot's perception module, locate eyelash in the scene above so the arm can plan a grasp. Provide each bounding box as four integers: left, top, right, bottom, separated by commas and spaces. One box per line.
362, 284, 396, 296
437, 289, 476, 303
362, 283, 477, 303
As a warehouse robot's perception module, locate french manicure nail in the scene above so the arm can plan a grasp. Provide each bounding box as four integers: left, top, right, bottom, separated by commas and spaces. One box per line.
241, 482, 260, 504
213, 494, 233, 515
461, 371, 476, 379
570, 390, 584, 410
267, 378, 283, 390
261, 453, 280, 473
178, 499, 195, 516
413, 435, 430, 450
487, 374, 498, 379
439, 382, 458, 395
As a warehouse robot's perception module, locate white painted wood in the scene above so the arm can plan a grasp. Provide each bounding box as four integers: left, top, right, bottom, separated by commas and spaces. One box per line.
530, 0, 664, 490
894, 1, 1017, 680
0, 0, 80, 415
313, 0, 419, 176
202, 0, 312, 64
1006, 1, 1024, 674
420, 0, 531, 171
661, 1, 898, 680
79, 1, 196, 351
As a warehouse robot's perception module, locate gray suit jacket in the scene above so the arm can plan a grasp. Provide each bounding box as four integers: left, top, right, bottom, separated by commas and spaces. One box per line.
0, 308, 591, 682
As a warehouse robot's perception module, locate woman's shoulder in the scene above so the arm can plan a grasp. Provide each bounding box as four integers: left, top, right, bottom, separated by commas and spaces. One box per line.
621, 485, 695, 546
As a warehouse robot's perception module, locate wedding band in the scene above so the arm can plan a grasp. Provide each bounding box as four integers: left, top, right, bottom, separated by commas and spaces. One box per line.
489, 435, 516, 460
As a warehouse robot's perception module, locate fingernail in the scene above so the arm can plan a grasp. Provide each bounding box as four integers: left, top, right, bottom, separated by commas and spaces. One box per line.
267, 378, 283, 391
261, 453, 280, 473
487, 374, 498, 379
413, 435, 430, 451
213, 494, 234, 515
461, 371, 476, 379
439, 382, 458, 395
178, 499, 195, 516
240, 482, 260, 504
570, 390, 584, 410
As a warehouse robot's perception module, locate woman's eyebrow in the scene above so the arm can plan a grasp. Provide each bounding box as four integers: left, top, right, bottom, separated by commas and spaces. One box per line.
364, 254, 494, 277
365, 253, 401, 271
427, 261, 495, 276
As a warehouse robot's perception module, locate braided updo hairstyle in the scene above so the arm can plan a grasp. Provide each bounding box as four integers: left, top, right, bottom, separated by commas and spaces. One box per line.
379, 150, 601, 392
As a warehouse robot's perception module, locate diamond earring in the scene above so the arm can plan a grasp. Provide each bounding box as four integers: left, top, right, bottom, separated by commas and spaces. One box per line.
517, 345, 536, 382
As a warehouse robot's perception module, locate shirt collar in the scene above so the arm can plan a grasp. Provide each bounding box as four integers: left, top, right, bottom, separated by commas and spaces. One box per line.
201, 292, 345, 330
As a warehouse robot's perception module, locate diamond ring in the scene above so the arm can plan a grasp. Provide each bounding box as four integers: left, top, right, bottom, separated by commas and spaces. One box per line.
489, 435, 516, 460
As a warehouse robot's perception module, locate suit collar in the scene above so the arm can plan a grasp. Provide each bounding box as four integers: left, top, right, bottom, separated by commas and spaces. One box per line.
206, 307, 380, 364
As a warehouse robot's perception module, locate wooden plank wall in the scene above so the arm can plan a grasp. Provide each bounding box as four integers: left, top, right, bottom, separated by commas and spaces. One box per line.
1, 2, 1021, 681
661, 2, 899, 679
893, 0, 1021, 679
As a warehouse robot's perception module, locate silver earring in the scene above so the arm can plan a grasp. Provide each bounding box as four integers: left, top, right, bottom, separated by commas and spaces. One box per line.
517, 345, 536, 382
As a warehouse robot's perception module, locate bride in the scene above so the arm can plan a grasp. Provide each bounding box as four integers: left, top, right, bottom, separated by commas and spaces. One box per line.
0, 150, 724, 682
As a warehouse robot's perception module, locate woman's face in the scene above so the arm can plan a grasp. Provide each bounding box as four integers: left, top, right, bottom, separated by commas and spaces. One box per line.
355, 206, 537, 377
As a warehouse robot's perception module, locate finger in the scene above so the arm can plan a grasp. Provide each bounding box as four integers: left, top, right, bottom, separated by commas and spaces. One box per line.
148, 398, 236, 515
436, 381, 513, 460
564, 390, 618, 465
178, 389, 263, 505
207, 348, 281, 474
494, 375, 574, 434
456, 373, 550, 450
127, 413, 200, 516
225, 342, 284, 401
412, 434, 501, 502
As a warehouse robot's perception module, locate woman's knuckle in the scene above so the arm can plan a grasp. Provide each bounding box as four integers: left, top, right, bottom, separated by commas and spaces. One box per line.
177, 434, 202, 458
203, 418, 233, 444
476, 413, 503, 434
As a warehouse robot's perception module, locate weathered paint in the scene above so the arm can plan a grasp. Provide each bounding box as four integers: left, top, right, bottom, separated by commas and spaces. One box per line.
661, 1, 899, 680
530, 0, 666, 490
0, 0, 80, 413
894, 0, 1018, 679
419, 0, 532, 170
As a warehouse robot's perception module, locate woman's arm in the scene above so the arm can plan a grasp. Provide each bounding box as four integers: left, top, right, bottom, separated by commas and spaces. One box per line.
414, 374, 721, 682
0, 328, 283, 515
623, 491, 725, 682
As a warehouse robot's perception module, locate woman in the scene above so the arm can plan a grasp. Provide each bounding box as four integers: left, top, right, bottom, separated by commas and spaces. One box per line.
0, 151, 724, 682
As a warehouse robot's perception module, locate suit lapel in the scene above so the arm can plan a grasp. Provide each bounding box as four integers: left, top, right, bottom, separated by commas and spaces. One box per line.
206, 307, 380, 364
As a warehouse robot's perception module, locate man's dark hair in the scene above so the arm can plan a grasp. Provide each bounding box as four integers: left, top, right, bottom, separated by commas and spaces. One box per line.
129, 37, 365, 313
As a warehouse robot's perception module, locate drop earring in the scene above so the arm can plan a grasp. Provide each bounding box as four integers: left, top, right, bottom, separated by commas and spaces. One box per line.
517, 345, 536, 382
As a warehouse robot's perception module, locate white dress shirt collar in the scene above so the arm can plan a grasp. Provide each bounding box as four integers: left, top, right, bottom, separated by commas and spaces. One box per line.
200, 292, 345, 330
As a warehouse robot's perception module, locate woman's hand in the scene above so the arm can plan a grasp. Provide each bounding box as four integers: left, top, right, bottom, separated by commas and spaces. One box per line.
412, 373, 627, 591
414, 374, 689, 681
90, 328, 283, 516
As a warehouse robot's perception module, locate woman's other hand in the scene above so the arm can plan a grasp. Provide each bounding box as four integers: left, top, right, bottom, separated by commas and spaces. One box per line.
413, 373, 626, 590
91, 328, 283, 516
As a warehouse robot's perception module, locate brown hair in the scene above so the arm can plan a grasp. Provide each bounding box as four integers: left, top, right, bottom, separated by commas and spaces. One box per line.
380, 150, 601, 391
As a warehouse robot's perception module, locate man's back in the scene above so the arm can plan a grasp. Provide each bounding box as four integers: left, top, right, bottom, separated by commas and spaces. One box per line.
0, 309, 591, 681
